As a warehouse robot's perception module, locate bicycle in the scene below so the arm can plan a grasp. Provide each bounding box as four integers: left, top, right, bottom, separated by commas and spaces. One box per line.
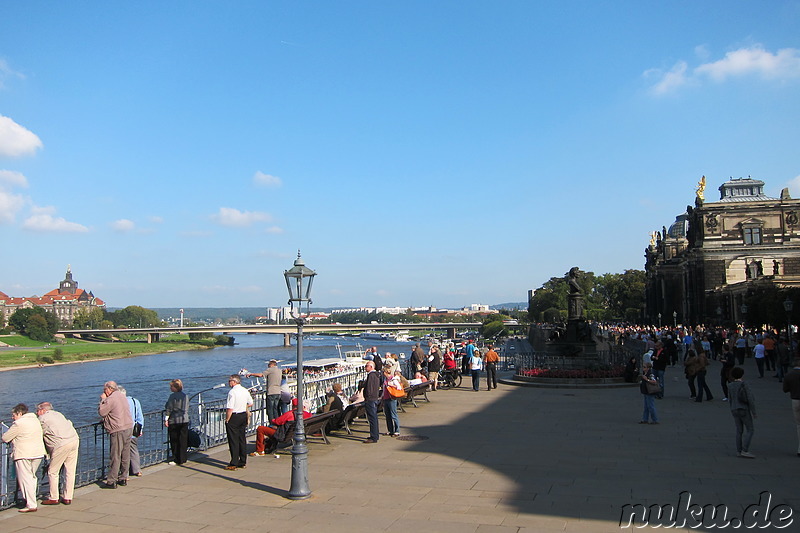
436, 368, 462, 389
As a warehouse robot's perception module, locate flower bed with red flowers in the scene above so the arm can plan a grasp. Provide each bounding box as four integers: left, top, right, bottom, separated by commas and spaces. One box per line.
519, 366, 625, 379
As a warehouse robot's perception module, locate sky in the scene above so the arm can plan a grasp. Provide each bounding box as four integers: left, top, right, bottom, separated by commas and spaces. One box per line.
1, 1, 800, 310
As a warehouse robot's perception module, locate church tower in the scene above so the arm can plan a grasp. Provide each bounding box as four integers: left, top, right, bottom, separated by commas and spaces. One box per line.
59, 265, 78, 295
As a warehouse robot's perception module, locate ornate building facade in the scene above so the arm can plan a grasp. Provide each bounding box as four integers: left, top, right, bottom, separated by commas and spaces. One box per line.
0, 267, 106, 326
645, 177, 800, 326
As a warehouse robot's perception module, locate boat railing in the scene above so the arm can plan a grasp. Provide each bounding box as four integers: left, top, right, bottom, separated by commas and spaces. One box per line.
0, 366, 368, 511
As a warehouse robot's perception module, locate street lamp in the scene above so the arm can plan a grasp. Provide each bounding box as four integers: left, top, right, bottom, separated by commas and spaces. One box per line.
283, 251, 316, 500
657, 312, 662, 328
784, 297, 793, 340
741, 303, 748, 329
673, 310, 677, 328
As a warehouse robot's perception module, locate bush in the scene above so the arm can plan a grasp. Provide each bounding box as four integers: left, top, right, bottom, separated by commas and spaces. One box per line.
215, 335, 234, 346
36, 355, 55, 364
53, 347, 64, 360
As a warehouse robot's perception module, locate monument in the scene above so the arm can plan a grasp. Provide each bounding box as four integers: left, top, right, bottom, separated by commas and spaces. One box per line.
529, 267, 600, 369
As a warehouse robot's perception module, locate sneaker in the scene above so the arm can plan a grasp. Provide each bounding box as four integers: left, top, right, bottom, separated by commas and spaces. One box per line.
168, 461, 176, 466
722, 398, 728, 401
740, 451, 755, 458
248, 451, 266, 457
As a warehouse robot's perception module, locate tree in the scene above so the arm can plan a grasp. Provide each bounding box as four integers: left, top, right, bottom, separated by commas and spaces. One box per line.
9, 307, 59, 340
528, 268, 645, 323
108, 306, 161, 328
72, 307, 107, 329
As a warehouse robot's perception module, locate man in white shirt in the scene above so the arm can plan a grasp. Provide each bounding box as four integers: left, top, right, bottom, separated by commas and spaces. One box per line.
225, 374, 253, 470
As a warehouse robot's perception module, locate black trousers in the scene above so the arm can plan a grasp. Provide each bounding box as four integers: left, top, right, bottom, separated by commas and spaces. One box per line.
226, 412, 248, 467
168, 422, 189, 465
486, 362, 497, 389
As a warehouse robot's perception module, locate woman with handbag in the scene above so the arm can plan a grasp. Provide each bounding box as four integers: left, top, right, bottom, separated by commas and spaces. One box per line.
640, 362, 660, 424
382, 366, 403, 437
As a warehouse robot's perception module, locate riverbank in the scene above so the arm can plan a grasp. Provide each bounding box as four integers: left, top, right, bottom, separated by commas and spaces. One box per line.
0, 334, 214, 371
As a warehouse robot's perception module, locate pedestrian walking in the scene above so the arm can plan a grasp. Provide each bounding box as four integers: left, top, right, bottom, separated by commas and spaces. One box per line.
728, 367, 757, 458
639, 362, 659, 424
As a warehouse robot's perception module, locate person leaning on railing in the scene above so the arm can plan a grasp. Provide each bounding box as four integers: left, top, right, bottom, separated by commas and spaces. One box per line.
164, 378, 190, 466
36, 402, 79, 505
2, 404, 46, 513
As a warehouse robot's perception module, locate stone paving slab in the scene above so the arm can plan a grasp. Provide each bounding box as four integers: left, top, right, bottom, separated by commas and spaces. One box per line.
2, 360, 799, 531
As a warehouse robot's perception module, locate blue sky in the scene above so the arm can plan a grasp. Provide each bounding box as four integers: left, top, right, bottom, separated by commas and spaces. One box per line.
1, 1, 799, 309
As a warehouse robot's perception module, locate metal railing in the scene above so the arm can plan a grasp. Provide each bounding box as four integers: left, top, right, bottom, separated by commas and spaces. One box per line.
0, 366, 368, 511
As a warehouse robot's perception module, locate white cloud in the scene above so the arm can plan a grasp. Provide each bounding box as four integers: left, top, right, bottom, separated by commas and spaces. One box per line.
0, 59, 25, 89
112, 219, 136, 232
0, 115, 43, 157
645, 45, 800, 95
211, 207, 272, 227
645, 61, 689, 96
0, 189, 25, 224
253, 171, 282, 188
265, 225, 284, 234
22, 206, 88, 233
0, 169, 28, 188
148, 215, 164, 224
696, 46, 800, 81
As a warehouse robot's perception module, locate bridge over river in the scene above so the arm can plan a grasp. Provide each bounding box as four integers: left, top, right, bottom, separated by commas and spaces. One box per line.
58, 322, 484, 345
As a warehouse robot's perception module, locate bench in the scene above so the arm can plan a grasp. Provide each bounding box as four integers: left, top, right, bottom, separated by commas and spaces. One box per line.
277, 410, 341, 448
338, 401, 366, 435
399, 382, 430, 411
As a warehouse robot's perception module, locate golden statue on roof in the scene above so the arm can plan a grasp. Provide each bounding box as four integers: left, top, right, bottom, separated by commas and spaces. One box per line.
696, 175, 706, 201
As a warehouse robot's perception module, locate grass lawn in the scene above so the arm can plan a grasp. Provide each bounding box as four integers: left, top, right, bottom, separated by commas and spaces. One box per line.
0, 334, 211, 369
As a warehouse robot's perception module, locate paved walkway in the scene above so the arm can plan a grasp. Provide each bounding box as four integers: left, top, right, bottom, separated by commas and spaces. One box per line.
2, 361, 798, 532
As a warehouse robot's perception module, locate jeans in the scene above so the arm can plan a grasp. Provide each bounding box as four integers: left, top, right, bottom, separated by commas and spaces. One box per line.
755, 357, 765, 378
653, 369, 665, 398
732, 408, 754, 453
695, 370, 713, 402
687, 374, 697, 398
383, 398, 399, 435
471, 369, 480, 391
266, 394, 281, 423
365, 400, 380, 441
641, 394, 658, 423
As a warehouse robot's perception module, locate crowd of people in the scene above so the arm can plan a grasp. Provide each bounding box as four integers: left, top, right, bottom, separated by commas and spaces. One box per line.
630, 323, 800, 461
2, 378, 190, 512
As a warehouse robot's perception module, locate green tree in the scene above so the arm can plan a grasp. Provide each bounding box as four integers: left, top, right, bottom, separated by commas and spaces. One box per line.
9, 307, 59, 339
108, 306, 161, 328
72, 307, 107, 329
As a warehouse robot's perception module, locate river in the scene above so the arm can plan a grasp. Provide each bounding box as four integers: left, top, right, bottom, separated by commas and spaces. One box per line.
0, 335, 416, 427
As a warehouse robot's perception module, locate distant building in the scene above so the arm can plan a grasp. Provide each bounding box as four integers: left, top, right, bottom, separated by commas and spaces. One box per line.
645, 177, 800, 325
0, 266, 106, 326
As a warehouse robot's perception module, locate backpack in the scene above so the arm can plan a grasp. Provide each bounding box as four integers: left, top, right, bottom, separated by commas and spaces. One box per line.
737, 383, 749, 405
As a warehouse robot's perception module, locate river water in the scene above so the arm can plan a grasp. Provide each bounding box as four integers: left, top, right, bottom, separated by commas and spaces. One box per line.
0, 335, 416, 427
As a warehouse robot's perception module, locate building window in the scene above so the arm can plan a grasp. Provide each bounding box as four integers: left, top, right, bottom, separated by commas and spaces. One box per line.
743, 226, 762, 245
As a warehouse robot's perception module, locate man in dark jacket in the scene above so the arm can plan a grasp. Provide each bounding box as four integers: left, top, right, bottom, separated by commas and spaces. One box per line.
650, 341, 668, 399
363, 361, 381, 444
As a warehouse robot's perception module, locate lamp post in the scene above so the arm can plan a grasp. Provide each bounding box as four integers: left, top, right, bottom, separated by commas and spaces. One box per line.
716, 306, 722, 326
741, 303, 748, 329
283, 251, 316, 500
784, 298, 793, 340
673, 310, 677, 328
658, 312, 662, 328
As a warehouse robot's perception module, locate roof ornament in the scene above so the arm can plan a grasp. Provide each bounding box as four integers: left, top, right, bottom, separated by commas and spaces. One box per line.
695, 175, 706, 202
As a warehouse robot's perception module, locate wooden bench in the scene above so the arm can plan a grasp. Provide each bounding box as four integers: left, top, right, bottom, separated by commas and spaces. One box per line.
338, 401, 366, 435
277, 410, 341, 447
399, 382, 431, 411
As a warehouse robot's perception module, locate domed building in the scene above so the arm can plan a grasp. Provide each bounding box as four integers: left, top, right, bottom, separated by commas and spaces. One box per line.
0, 266, 105, 327
645, 177, 800, 325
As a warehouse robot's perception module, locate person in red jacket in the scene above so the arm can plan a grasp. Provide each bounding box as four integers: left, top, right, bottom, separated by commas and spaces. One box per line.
250, 398, 311, 456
